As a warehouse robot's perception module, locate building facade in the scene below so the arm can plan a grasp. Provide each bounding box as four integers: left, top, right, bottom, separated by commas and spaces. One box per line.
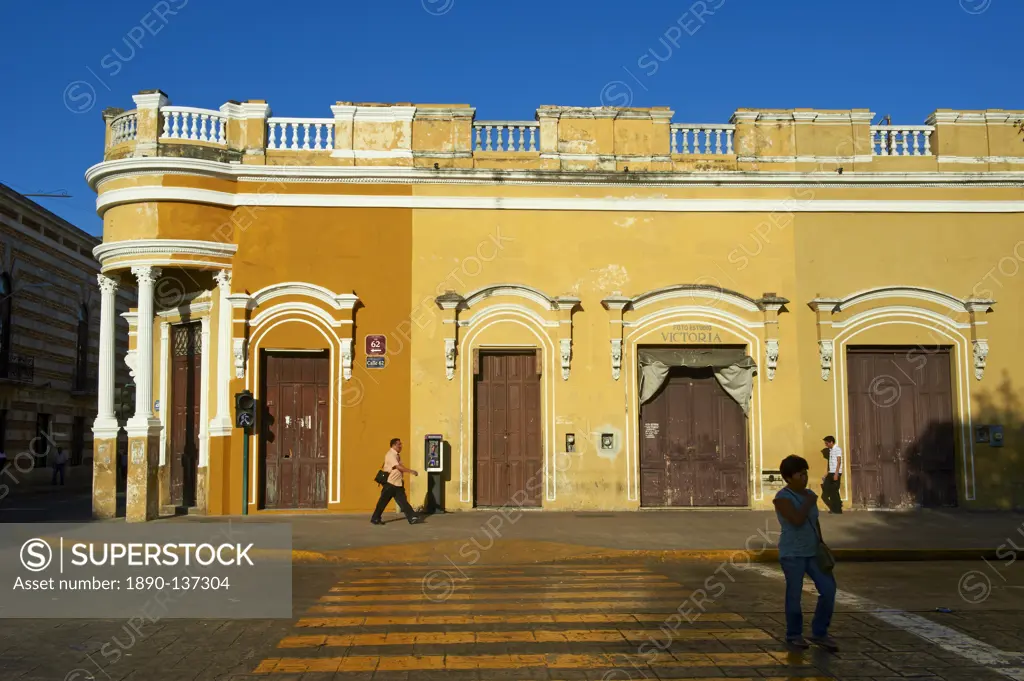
0, 184, 131, 476
90, 91, 1024, 520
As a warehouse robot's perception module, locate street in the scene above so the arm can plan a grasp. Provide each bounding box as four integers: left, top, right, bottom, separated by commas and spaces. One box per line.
1, 536, 1023, 679
3, 492, 1024, 679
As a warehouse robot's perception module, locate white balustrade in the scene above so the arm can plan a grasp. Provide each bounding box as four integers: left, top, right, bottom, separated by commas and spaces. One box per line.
267, 118, 334, 151
473, 121, 539, 152
871, 125, 934, 156
671, 124, 735, 155
109, 111, 138, 146
160, 106, 227, 145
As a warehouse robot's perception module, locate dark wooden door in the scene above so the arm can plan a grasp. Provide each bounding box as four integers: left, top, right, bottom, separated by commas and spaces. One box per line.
261, 351, 329, 509
847, 349, 957, 509
170, 323, 202, 507
640, 366, 748, 507
474, 352, 543, 507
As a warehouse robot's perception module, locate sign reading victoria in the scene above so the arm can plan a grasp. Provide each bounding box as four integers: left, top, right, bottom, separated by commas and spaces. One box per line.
660, 324, 723, 343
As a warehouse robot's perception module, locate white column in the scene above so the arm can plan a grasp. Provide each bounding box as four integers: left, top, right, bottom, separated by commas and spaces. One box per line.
158, 322, 170, 465
210, 270, 234, 435
93, 274, 120, 439
126, 266, 162, 436
199, 314, 211, 466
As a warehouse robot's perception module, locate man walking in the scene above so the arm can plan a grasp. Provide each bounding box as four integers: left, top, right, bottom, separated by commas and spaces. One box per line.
371, 438, 423, 525
51, 447, 67, 486
821, 436, 843, 514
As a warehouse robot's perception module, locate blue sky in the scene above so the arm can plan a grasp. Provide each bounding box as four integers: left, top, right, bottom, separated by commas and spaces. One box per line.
0, 0, 1020, 236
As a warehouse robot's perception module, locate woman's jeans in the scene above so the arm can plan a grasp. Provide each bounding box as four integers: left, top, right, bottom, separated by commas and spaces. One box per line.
779, 556, 836, 639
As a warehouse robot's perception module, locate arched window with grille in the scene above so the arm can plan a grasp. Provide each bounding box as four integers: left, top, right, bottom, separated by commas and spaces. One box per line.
0, 273, 11, 377
74, 303, 89, 390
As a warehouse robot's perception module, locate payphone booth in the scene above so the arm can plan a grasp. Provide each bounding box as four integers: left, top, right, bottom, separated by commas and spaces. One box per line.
424, 434, 445, 513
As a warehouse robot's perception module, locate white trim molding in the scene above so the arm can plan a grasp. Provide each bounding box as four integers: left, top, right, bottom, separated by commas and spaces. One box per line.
610, 339, 623, 380
766, 339, 779, 381
232, 338, 246, 379
93, 239, 237, 271
85, 156, 1024, 190
444, 338, 456, 381
248, 282, 359, 311
559, 339, 572, 381
973, 339, 989, 381
93, 185, 1024, 216
819, 340, 834, 382
463, 284, 559, 310
829, 286, 979, 314
340, 338, 353, 380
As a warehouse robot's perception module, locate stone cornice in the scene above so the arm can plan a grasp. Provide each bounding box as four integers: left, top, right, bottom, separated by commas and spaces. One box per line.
93, 239, 237, 266
86, 157, 1024, 193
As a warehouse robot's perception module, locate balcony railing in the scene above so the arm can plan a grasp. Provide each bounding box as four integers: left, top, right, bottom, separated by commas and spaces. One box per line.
0, 354, 33, 383
109, 111, 138, 146
267, 118, 335, 151
871, 125, 934, 156
671, 124, 735, 155
105, 95, 1020, 167
473, 121, 540, 152
160, 106, 228, 145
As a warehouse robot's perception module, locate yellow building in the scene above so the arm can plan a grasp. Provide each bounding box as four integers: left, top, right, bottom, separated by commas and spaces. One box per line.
90, 90, 1024, 521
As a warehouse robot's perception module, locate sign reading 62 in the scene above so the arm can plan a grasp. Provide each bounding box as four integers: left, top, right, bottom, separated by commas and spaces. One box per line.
365, 335, 386, 355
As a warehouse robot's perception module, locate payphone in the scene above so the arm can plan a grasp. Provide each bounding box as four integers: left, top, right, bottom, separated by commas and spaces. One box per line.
424, 434, 445, 513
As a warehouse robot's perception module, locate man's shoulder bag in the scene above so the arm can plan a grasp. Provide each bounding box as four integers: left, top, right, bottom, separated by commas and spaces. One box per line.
374, 469, 389, 486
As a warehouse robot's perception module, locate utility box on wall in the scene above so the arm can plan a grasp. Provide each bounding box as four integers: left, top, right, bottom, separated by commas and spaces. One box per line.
975, 425, 1005, 447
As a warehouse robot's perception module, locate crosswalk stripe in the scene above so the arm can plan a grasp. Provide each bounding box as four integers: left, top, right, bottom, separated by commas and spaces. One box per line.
277, 627, 772, 648
343, 565, 653, 572
293, 612, 746, 626
345, 572, 662, 582
320, 589, 685, 602
330, 580, 673, 592
253, 651, 789, 672
310, 600, 702, 613
341, 575, 671, 585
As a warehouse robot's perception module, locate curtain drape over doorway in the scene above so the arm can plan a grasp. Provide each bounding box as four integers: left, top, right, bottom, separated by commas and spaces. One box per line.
637, 347, 757, 416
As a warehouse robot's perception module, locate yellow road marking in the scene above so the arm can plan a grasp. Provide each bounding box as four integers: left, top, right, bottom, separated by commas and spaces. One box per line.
343, 565, 653, 572
334, 577, 674, 589
344, 574, 667, 584
295, 612, 746, 626
253, 651, 791, 673
320, 589, 685, 602
310, 600, 693, 613
277, 628, 771, 648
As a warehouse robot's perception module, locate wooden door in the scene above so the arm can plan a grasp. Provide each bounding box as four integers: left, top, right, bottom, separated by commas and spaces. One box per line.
640, 366, 748, 507
474, 352, 543, 507
261, 351, 329, 509
847, 349, 957, 508
170, 323, 202, 507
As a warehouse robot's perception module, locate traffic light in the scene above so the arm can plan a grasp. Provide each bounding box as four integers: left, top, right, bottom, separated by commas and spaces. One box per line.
115, 383, 136, 422
235, 390, 256, 431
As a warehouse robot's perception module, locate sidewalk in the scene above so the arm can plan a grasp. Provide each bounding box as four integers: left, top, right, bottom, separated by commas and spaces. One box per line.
0, 461, 92, 496
168, 508, 1024, 564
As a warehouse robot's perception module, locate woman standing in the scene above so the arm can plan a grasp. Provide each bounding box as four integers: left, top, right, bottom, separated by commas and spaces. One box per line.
773, 454, 838, 651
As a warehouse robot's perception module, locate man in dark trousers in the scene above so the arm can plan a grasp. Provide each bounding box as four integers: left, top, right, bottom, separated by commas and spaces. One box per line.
371, 438, 423, 525
821, 436, 843, 514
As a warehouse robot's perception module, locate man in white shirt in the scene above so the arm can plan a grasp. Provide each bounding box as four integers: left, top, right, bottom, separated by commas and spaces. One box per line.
821, 436, 843, 514
370, 438, 423, 525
